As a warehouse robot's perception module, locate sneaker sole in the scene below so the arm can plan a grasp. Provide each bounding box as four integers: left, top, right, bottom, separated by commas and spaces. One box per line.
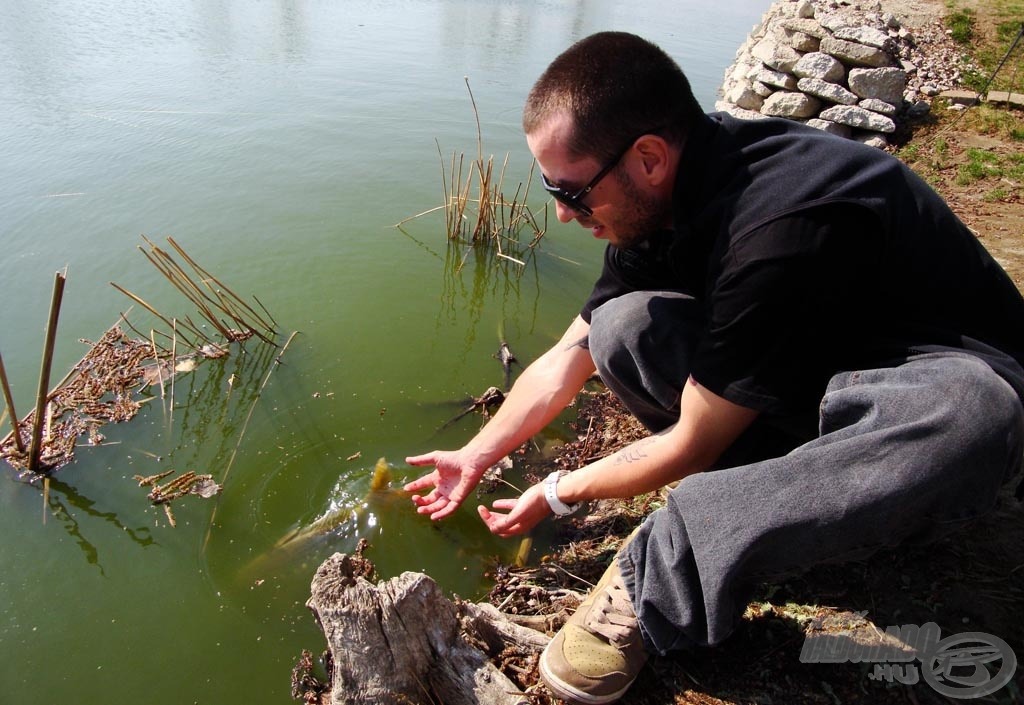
538, 650, 633, 705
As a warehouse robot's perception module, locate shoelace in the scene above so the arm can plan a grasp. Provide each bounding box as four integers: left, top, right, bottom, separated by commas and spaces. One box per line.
585, 579, 638, 647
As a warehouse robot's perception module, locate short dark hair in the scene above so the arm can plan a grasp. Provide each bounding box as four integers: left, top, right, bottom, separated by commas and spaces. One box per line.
522, 32, 703, 161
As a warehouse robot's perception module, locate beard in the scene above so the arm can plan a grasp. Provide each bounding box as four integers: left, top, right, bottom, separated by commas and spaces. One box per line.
606, 167, 673, 250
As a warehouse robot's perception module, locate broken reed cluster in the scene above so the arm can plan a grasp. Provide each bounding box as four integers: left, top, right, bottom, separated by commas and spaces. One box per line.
0, 237, 278, 478
401, 79, 548, 265
114, 235, 277, 354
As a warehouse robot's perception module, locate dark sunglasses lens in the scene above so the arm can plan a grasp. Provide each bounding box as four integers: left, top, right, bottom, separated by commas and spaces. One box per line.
541, 174, 592, 216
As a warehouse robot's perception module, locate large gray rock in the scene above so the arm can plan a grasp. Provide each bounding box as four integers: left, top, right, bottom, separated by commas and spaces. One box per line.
787, 30, 821, 52
819, 105, 896, 133
762, 91, 822, 118
817, 11, 861, 32
752, 38, 803, 73
778, 17, 830, 39
715, 101, 771, 120
793, 52, 846, 82
855, 131, 891, 149
749, 65, 799, 90
848, 67, 907, 105
859, 97, 898, 116
806, 118, 853, 138
727, 58, 759, 84
725, 83, 766, 111
833, 25, 895, 51
797, 77, 859, 105
820, 36, 893, 68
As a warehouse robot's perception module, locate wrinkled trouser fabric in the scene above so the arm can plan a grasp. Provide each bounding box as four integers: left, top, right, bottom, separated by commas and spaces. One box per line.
588, 291, 1024, 654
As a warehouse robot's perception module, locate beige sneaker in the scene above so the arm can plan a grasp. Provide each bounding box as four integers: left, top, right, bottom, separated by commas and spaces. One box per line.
539, 557, 648, 704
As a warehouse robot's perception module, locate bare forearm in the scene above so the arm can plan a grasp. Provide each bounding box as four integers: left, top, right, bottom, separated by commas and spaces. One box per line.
464, 344, 593, 465
405, 317, 595, 522
556, 431, 697, 502
555, 379, 760, 504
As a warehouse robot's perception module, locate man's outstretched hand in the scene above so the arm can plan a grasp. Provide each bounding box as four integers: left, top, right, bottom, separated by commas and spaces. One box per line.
478, 482, 550, 537
404, 450, 487, 521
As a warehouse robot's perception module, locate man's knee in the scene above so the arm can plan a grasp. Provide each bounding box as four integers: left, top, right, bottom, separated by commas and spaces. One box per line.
957, 356, 1024, 483
924, 355, 1023, 456
590, 291, 658, 371
824, 353, 1024, 501
589, 291, 701, 373
826, 354, 1021, 437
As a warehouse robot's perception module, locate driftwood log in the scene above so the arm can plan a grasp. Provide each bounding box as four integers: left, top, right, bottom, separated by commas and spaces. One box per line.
306, 552, 549, 705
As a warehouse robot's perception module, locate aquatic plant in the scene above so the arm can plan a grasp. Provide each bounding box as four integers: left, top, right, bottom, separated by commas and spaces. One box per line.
0, 237, 282, 482
397, 78, 548, 266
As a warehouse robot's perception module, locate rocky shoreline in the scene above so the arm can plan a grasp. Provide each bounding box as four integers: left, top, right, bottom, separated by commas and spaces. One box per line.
716, 0, 970, 147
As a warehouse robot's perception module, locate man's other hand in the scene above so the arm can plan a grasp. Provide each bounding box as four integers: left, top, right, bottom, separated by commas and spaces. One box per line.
478, 482, 550, 537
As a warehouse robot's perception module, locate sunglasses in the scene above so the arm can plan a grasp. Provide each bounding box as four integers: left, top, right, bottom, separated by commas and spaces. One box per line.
539, 126, 666, 217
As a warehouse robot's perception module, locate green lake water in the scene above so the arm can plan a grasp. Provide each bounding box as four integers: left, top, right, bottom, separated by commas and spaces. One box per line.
0, 1, 767, 702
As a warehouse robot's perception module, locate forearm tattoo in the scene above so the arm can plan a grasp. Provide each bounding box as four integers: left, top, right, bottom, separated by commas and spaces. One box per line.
565, 335, 590, 351
613, 435, 657, 465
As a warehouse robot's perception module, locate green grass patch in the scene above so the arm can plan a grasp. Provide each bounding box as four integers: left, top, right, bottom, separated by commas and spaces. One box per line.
953, 147, 1024, 201
957, 104, 1024, 140
956, 148, 1001, 184
997, 19, 1024, 42
946, 2, 1024, 93
899, 143, 921, 162
945, 7, 976, 43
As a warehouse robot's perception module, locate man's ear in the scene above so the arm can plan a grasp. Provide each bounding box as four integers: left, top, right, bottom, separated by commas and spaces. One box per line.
633, 134, 673, 187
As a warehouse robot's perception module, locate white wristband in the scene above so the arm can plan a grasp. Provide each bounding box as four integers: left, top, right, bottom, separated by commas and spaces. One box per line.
544, 471, 581, 516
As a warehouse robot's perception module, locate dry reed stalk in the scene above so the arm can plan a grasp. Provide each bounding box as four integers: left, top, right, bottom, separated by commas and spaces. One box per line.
170, 321, 177, 430
42, 476, 49, 524
394, 205, 447, 228
118, 309, 170, 352
435, 138, 452, 233
109, 282, 207, 349
497, 153, 512, 235
0, 351, 24, 453
116, 236, 276, 353
496, 253, 526, 266
137, 239, 255, 345
450, 152, 469, 238
401, 78, 548, 255
28, 270, 66, 473
149, 330, 165, 402
138, 245, 235, 341
165, 237, 277, 340
465, 78, 502, 244
252, 295, 278, 330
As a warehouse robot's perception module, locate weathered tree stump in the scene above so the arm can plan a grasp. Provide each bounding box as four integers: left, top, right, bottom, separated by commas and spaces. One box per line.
306, 552, 546, 705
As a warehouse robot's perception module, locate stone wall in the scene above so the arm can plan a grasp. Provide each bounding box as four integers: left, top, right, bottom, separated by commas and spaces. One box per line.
716, 0, 959, 148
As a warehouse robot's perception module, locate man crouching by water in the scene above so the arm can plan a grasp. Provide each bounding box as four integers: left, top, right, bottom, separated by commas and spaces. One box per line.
403, 31, 1024, 705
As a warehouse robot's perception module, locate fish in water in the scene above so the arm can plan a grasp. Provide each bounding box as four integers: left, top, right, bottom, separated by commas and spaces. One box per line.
273, 456, 395, 550
240, 458, 405, 580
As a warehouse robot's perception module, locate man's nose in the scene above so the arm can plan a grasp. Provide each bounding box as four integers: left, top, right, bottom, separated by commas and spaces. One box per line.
554, 200, 577, 223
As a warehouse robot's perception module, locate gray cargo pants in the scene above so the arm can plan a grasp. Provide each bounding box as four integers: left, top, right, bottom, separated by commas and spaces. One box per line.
588, 291, 1024, 654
